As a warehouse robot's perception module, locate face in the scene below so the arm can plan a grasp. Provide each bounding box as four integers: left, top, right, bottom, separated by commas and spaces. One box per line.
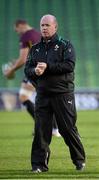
14, 24, 24, 34
40, 16, 57, 39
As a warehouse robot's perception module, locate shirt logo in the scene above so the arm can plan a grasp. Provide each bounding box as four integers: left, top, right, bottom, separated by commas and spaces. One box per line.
54, 44, 59, 51
68, 100, 72, 104
35, 48, 40, 52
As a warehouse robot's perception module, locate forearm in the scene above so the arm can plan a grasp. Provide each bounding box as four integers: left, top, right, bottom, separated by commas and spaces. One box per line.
12, 58, 25, 71
12, 47, 29, 71
24, 61, 38, 80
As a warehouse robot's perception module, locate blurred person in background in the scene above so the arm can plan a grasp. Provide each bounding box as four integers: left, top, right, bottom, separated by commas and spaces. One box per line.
3, 19, 60, 136
3, 19, 41, 121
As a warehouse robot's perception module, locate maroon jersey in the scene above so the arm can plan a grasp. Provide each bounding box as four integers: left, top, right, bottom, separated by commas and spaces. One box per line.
19, 29, 41, 49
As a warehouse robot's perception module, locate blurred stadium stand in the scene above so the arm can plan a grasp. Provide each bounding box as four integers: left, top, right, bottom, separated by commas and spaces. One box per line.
0, 0, 99, 110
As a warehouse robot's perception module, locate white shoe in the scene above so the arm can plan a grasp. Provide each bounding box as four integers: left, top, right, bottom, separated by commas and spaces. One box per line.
52, 128, 61, 137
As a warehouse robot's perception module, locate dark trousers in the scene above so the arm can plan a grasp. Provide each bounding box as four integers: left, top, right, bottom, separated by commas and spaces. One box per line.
31, 93, 85, 169
53, 115, 58, 129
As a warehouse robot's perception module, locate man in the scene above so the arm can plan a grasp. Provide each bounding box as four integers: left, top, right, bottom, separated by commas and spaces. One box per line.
24, 14, 86, 172
3, 19, 41, 120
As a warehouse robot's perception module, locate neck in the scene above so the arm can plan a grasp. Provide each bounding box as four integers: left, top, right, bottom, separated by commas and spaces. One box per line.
43, 33, 56, 43
24, 25, 32, 33
44, 38, 50, 43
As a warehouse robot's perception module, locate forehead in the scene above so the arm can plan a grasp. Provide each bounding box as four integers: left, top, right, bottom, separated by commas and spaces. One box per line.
40, 17, 55, 25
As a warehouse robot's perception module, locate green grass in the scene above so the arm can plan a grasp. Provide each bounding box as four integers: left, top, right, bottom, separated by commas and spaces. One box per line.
0, 110, 99, 179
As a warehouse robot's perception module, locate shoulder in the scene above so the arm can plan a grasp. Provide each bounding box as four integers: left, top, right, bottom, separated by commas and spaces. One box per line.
20, 29, 39, 40
31, 28, 41, 35
20, 31, 28, 41
58, 37, 76, 56
58, 37, 72, 48
29, 42, 41, 52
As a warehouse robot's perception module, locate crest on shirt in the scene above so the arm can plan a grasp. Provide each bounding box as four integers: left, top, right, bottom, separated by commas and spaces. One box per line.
54, 44, 59, 51
68, 48, 71, 53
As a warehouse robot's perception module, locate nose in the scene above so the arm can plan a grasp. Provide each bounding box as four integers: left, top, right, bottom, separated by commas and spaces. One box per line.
43, 25, 47, 30
41, 24, 48, 29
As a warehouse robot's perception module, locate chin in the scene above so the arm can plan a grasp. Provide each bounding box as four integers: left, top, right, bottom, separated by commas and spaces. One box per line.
43, 35, 50, 39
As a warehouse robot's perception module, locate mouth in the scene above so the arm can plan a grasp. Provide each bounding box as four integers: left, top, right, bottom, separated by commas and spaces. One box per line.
42, 30, 48, 33
43, 32, 47, 34
42, 32, 49, 36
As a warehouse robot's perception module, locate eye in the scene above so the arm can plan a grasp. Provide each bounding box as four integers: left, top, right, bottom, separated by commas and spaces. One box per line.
41, 24, 50, 27
46, 24, 50, 27
41, 24, 45, 27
